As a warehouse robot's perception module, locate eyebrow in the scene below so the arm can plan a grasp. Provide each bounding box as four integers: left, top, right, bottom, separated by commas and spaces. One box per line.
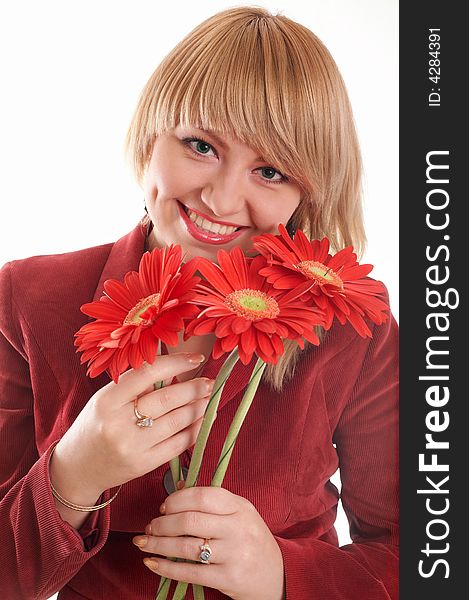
196, 128, 226, 149
195, 127, 265, 163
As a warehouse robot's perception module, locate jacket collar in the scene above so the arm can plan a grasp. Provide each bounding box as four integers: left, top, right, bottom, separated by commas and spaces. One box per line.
92, 221, 148, 302
91, 221, 256, 411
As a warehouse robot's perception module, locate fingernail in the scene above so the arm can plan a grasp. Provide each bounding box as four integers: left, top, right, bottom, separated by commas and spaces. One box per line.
133, 536, 147, 548
159, 502, 166, 514
143, 558, 159, 571
145, 523, 152, 535
186, 353, 205, 364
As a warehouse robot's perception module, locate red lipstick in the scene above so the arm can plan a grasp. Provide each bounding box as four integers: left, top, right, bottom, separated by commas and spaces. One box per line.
177, 202, 246, 245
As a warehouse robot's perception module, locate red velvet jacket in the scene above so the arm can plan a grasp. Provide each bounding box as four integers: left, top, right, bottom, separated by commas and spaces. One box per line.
0, 223, 399, 600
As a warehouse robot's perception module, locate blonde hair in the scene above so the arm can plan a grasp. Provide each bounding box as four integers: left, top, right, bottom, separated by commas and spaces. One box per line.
126, 6, 365, 390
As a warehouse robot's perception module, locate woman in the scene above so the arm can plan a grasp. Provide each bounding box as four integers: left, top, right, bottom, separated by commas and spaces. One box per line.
0, 7, 398, 600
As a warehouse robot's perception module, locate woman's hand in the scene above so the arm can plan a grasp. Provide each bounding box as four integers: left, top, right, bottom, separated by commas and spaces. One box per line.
49, 353, 213, 516
133, 487, 285, 600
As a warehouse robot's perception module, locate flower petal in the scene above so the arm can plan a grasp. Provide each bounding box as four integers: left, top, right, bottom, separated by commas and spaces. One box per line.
75, 244, 201, 381
103, 279, 135, 310
196, 258, 233, 294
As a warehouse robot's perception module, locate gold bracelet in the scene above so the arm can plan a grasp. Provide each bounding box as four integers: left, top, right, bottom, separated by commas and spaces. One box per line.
49, 444, 122, 512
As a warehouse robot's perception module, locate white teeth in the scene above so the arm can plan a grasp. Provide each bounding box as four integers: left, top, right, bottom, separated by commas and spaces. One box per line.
184, 206, 238, 236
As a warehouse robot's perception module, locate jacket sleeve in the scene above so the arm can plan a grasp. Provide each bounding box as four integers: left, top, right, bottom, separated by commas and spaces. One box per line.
275, 313, 399, 600
0, 262, 111, 600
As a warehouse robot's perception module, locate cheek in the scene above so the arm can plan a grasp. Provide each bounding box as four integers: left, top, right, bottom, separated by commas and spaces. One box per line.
143, 173, 156, 205
145, 157, 204, 204
251, 193, 301, 232
144, 177, 175, 211
144, 152, 176, 200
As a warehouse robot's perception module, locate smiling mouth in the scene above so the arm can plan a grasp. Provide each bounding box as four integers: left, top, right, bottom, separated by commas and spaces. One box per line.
180, 203, 244, 236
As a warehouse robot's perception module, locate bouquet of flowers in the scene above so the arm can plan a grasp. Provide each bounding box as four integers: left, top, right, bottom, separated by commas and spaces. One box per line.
75, 224, 389, 600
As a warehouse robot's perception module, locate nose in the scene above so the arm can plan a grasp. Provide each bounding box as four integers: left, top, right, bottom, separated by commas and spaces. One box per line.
200, 170, 247, 219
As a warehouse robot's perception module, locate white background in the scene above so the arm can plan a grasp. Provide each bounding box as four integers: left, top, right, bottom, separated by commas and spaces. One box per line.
0, 0, 398, 591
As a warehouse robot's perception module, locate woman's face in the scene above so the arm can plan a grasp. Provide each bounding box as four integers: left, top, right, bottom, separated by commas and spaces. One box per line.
144, 126, 302, 262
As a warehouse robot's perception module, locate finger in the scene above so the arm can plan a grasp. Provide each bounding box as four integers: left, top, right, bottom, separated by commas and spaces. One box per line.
148, 511, 228, 540
150, 396, 210, 445
133, 534, 221, 565
109, 353, 206, 404
136, 377, 214, 419
143, 555, 223, 589
149, 417, 203, 465
162, 486, 241, 516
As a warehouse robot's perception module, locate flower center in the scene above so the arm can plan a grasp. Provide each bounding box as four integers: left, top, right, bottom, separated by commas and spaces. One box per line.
295, 260, 343, 288
123, 293, 161, 326
224, 289, 280, 320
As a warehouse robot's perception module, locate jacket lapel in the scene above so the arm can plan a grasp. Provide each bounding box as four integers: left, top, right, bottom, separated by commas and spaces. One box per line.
92, 221, 148, 302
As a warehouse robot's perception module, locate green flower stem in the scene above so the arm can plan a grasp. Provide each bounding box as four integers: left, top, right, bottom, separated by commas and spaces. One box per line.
153, 374, 181, 600
192, 584, 205, 599
176, 359, 266, 600
154, 378, 182, 490
159, 576, 204, 600
211, 358, 266, 487
156, 575, 171, 600
157, 348, 240, 599
184, 347, 239, 488
155, 558, 190, 600
171, 356, 265, 600
171, 582, 189, 600
169, 456, 182, 489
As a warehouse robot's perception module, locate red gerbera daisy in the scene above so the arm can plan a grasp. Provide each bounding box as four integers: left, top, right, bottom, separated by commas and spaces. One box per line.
185, 247, 325, 365
75, 245, 201, 382
253, 224, 389, 337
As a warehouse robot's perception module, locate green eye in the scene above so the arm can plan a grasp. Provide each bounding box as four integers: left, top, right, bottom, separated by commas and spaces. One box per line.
262, 167, 276, 179
195, 141, 212, 154
261, 167, 277, 179
183, 137, 216, 156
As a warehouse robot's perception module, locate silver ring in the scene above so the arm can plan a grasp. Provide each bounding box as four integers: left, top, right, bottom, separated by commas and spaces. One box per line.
133, 397, 154, 427
199, 539, 212, 564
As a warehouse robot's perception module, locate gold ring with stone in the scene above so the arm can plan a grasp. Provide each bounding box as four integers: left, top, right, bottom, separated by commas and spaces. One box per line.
199, 539, 212, 564
134, 397, 154, 428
